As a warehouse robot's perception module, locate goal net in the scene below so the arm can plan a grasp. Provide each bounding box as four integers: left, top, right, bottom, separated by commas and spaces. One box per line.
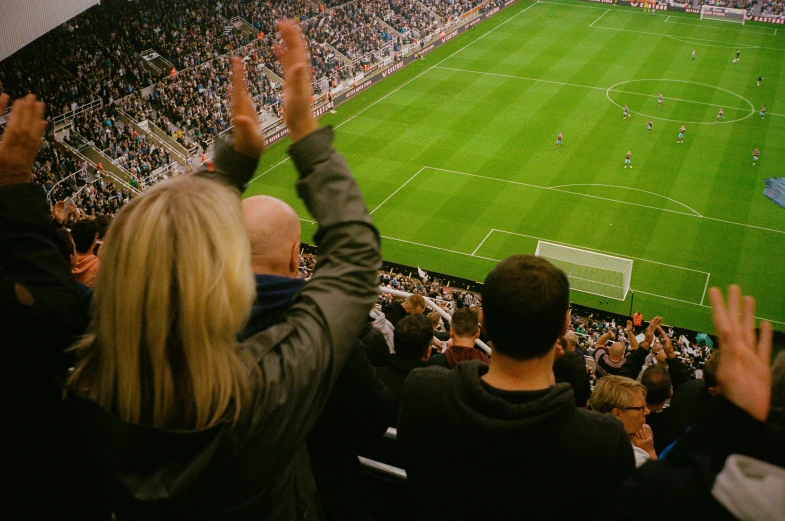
534, 241, 633, 301
699, 5, 746, 24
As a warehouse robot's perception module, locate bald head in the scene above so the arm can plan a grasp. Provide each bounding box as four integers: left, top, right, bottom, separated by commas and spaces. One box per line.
609, 342, 626, 361
242, 195, 301, 277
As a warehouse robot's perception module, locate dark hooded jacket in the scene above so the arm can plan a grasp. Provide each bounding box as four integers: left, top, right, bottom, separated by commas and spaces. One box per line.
427, 345, 489, 369
398, 361, 635, 520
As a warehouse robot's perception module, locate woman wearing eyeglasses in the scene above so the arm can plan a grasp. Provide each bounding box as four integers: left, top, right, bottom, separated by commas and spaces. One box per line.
591, 376, 657, 467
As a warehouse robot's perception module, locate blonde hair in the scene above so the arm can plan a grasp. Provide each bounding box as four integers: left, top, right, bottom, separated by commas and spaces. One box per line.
590, 376, 647, 413
68, 175, 257, 429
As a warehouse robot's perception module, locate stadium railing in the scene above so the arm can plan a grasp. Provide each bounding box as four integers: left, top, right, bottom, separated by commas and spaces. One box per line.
52, 99, 104, 131
379, 286, 492, 354
46, 166, 88, 205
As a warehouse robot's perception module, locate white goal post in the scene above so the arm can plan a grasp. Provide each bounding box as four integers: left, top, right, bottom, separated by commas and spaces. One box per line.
534, 241, 633, 301
699, 5, 746, 25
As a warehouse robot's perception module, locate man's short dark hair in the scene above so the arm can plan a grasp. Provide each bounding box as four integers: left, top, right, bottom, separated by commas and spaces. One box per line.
450, 308, 479, 338
641, 364, 672, 405
394, 314, 433, 361
70, 219, 98, 254
553, 354, 591, 407
703, 352, 720, 389
94, 215, 113, 239
54, 228, 75, 262
481, 255, 569, 360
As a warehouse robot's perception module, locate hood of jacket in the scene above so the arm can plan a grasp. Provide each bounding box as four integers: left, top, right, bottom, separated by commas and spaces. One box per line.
69, 395, 227, 518
72, 253, 100, 280
438, 361, 582, 461
239, 274, 305, 341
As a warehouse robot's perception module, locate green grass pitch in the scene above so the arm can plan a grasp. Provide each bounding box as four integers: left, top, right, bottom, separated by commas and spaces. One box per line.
245, 0, 785, 333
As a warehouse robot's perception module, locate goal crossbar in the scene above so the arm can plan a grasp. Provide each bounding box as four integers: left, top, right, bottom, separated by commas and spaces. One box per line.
535, 241, 633, 301
699, 6, 746, 24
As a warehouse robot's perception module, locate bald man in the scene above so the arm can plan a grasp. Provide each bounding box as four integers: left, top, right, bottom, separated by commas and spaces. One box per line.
239, 195, 305, 340
593, 330, 628, 380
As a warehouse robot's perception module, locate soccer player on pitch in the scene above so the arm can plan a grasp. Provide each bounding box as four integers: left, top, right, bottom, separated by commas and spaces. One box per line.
647, 121, 653, 132
760, 105, 766, 119
753, 148, 760, 166
691, 50, 695, 60
734, 50, 740, 62
554, 132, 563, 149
716, 108, 724, 122
677, 125, 686, 144
624, 151, 632, 168
623, 104, 629, 119
757, 76, 763, 87
658, 92, 663, 106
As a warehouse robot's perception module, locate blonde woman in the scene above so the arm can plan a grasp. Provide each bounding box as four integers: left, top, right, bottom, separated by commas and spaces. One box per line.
67, 21, 381, 519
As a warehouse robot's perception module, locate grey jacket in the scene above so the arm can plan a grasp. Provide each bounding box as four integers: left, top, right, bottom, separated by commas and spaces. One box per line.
71, 127, 382, 521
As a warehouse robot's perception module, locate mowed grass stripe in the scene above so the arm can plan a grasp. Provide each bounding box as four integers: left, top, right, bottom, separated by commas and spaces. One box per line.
247, 0, 784, 331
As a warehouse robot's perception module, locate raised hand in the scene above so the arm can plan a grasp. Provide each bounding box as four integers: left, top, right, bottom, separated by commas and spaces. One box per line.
709, 286, 772, 422
53, 200, 68, 224
274, 20, 318, 143
0, 93, 47, 187
656, 325, 675, 359
230, 56, 265, 159
641, 316, 662, 350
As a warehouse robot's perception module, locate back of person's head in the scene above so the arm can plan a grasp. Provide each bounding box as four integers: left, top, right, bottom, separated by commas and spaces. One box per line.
70, 219, 98, 255
704, 351, 721, 393
553, 354, 591, 408
94, 215, 113, 239
769, 351, 785, 426
641, 364, 672, 405
563, 330, 578, 350
590, 375, 647, 413
481, 255, 569, 360
451, 308, 479, 338
427, 311, 441, 328
405, 293, 426, 314
67, 176, 256, 430
394, 314, 433, 362
54, 228, 77, 268
242, 195, 301, 277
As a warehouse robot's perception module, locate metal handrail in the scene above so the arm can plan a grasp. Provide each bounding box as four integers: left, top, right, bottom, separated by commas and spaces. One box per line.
379, 286, 491, 354
46, 167, 88, 205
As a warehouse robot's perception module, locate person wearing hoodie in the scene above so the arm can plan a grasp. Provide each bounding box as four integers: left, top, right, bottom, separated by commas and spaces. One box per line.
65, 21, 381, 521
70, 218, 101, 288
398, 255, 634, 520
427, 308, 489, 369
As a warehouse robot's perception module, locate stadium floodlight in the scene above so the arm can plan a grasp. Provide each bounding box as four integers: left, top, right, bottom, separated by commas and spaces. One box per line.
534, 241, 633, 301
699, 5, 746, 24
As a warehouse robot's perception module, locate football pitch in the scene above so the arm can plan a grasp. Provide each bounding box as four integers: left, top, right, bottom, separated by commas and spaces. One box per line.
246, 0, 785, 333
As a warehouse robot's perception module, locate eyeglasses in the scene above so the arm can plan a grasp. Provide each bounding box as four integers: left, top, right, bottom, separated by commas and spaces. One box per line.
618, 406, 646, 411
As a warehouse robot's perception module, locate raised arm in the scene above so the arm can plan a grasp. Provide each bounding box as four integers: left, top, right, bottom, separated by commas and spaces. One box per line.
240, 21, 381, 449
0, 94, 88, 355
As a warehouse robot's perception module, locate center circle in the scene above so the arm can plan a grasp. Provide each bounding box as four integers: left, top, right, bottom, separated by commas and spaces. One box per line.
605, 79, 754, 125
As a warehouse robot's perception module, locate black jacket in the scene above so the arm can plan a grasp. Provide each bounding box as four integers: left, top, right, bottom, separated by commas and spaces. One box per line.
1, 184, 97, 519
377, 355, 429, 425
398, 361, 635, 520
69, 128, 382, 521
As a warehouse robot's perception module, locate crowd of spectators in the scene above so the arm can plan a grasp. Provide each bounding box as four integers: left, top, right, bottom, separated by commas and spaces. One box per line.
73, 108, 173, 178
2, 21, 784, 521
761, 0, 785, 16
144, 52, 271, 151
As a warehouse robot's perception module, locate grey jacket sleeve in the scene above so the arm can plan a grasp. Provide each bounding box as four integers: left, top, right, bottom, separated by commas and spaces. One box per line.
194, 136, 260, 192
242, 127, 381, 451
